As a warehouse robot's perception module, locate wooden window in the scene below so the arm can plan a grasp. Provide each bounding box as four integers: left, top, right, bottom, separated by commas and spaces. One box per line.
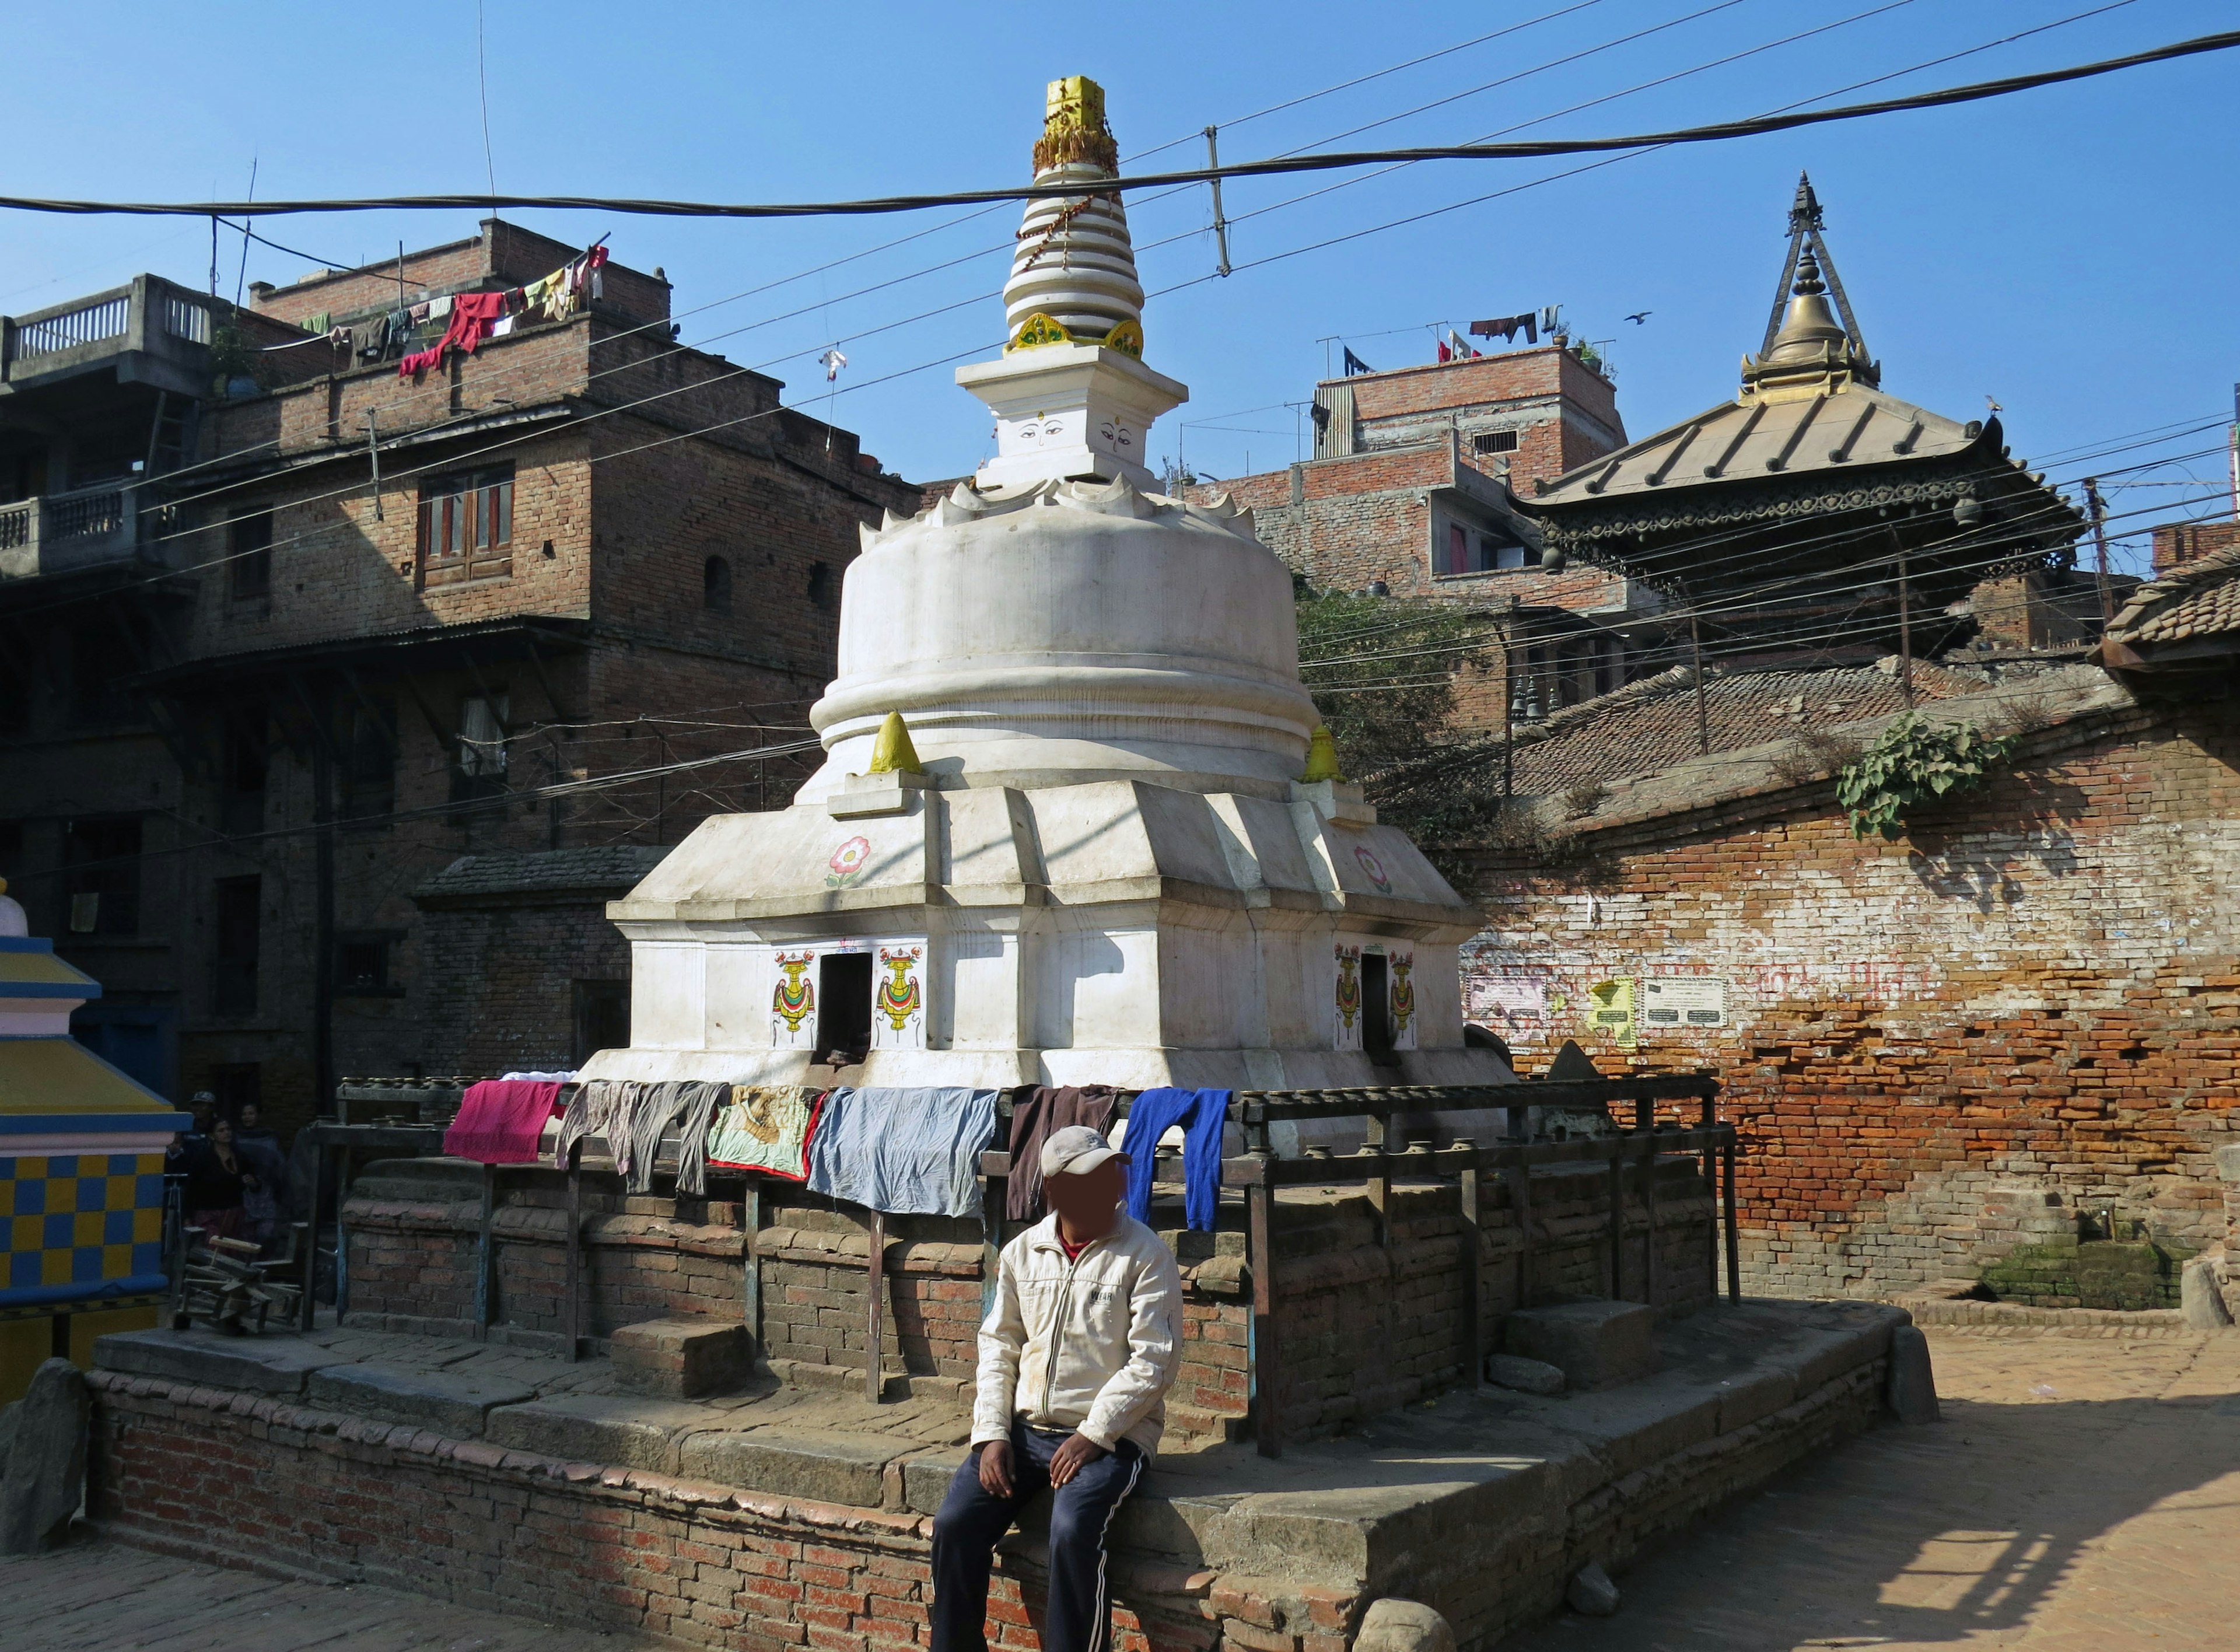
63, 816, 141, 935
416, 465, 514, 587
228, 510, 273, 601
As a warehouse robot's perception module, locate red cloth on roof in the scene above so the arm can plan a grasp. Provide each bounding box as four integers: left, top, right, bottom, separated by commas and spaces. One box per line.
444, 1080, 565, 1164
398, 289, 510, 378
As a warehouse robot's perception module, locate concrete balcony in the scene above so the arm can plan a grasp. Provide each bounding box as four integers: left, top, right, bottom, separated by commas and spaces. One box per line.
1, 275, 216, 401
0, 482, 150, 580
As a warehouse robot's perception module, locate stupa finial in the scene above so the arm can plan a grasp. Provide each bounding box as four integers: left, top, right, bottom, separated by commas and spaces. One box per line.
1744, 177, 1878, 396
956, 76, 1185, 492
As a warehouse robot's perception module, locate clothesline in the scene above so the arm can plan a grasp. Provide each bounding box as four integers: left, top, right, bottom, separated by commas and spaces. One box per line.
441, 1076, 1230, 1231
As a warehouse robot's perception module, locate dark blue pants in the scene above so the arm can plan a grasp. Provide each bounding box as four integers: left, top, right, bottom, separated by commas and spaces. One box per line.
930, 1421, 1146, 1652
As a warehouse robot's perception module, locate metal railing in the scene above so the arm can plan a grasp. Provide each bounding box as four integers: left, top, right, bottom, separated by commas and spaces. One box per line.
16, 294, 130, 358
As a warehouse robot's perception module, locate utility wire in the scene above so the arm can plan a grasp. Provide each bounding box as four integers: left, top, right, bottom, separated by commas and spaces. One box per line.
6, 29, 2233, 220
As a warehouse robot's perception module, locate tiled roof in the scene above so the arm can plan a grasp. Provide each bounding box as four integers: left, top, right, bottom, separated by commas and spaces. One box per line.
1511, 659, 1999, 796
1531, 384, 1979, 508
2104, 537, 2240, 648
412, 845, 672, 903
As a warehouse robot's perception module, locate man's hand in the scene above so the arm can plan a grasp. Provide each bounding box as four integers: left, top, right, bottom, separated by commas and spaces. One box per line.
977, 1439, 1015, 1497
1048, 1431, 1107, 1488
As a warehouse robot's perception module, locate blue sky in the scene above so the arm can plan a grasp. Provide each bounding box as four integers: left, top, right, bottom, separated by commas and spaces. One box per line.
6, 1, 2234, 572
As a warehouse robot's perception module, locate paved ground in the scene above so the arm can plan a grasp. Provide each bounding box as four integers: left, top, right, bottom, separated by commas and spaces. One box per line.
11, 1325, 2235, 1650
1507, 1325, 2240, 1650
2, 1539, 669, 1650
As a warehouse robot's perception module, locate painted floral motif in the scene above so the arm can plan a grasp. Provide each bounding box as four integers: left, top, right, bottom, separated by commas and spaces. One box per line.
1390, 953, 1416, 1042
1354, 844, 1392, 893
826, 835, 872, 888
877, 946, 923, 1032
1335, 945, 1363, 1034
771, 950, 817, 1033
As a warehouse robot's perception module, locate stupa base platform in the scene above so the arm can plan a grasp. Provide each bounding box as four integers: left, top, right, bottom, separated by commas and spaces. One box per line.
88, 1300, 1912, 1652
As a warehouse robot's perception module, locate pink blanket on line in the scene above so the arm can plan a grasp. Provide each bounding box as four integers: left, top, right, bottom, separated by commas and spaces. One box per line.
444, 1080, 564, 1164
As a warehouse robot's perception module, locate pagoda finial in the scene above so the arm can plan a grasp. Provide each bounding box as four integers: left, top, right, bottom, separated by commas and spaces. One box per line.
1788, 171, 1824, 234
1746, 177, 1877, 397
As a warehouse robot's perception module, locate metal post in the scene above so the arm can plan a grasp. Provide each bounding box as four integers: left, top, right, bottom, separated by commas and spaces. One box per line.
474, 1162, 496, 1339
1459, 1159, 1483, 1388
2083, 478, 2115, 624
740, 1181, 762, 1353
1700, 1094, 1718, 1298
1686, 592, 1710, 755
1204, 127, 1233, 278
1721, 1142, 1742, 1304
865, 1210, 886, 1404
1898, 555, 1915, 706
1607, 1148, 1625, 1300
1248, 1180, 1281, 1458
365, 409, 384, 521
564, 1143, 583, 1362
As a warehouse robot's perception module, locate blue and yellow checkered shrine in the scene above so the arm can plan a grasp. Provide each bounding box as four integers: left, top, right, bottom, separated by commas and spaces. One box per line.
2, 1153, 168, 1301
0, 878, 188, 1399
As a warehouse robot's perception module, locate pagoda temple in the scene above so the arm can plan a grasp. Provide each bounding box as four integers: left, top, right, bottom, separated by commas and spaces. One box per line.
1522, 177, 2088, 667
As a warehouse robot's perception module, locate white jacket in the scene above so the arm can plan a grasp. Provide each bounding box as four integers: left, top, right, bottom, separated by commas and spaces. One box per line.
971, 1213, 1185, 1457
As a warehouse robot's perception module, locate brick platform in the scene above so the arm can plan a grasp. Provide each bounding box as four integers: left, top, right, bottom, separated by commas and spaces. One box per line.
86, 1300, 1909, 1652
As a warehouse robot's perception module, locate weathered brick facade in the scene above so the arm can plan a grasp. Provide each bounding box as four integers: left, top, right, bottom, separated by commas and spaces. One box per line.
1461, 692, 2240, 1300
0, 220, 921, 1123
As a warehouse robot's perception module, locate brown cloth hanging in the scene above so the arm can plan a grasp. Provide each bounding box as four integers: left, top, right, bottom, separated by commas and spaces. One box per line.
1005, 1085, 1119, 1222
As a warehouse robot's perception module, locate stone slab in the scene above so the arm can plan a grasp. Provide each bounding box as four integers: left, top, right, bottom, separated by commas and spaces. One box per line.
1, 1359, 89, 1554
1502, 1300, 1657, 1390
902, 1447, 971, 1516
305, 1364, 538, 1437
485, 1394, 732, 1471
610, 1318, 755, 1399
92, 1329, 352, 1395
676, 1426, 902, 1507
1485, 1355, 1566, 1396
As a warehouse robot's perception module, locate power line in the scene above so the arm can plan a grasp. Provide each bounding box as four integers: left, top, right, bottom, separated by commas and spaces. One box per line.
6, 29, 2232, 222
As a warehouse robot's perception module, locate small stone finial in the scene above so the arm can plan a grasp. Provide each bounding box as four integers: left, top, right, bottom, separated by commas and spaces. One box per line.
1791, 244, 1827, 298
1298, 724, 1347, 783
865, 711, 923, 775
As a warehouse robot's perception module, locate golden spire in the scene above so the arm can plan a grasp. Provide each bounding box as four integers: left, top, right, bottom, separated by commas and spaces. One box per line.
1742, 174, 1878, 398
1035, 76, 1117, 174
1298, 724, 1347, 783
865, 711, 923, 775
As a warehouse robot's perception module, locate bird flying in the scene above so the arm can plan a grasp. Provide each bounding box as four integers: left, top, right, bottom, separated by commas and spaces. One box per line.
1625, 311, 1652, 325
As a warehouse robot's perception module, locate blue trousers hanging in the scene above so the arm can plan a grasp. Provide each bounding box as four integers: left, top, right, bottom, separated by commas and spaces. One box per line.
1119, 1087, 1228, 1231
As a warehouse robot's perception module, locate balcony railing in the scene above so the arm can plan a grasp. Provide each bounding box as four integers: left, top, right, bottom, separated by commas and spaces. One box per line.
0, 482, 146, 580
2, 275, 215, 394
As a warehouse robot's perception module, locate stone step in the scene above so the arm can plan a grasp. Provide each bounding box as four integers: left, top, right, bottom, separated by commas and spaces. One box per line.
609, 1317, 754, 1399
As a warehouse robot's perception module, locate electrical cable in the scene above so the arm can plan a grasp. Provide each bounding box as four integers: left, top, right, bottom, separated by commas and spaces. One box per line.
5, 27, 2231, 220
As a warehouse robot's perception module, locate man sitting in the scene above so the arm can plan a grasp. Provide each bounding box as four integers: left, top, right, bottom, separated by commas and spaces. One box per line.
932, 1125, 1185, 1652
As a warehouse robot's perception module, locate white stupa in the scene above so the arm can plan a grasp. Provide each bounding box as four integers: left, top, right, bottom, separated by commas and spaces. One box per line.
589, 78, 1511, 1116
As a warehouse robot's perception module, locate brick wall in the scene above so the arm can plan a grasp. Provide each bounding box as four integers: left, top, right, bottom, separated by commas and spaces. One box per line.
87, 1374, 1224, 1652
2150, 517, 2240, 576
1460, 699, 2240, 1299
339, 1163, 1717, 1441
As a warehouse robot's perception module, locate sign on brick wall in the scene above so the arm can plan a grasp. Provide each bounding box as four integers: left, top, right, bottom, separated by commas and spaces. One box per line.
1642, 977, 1729, 1028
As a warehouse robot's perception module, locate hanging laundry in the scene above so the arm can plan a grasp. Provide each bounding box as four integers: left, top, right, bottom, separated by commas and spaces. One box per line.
1005, 1085, 1119, 1222
553, 1079, 640, 1177
625, 1079, 725, 1195
443, 1080, 565, 1164
1447, 328, 1481, 360
491, 315, 515, 338
1342, 346, 1376, 377
1118, 1088, 1230, 1232
302, 311, 331, 337
1469, 313, 1538, 345
409, 300, 431, 324
807, 1086, 999, 1218
354, 313, 391, 362
707, 1085, 824, 1182
398, 289, 509, 378
429, 293, 454, 321
821, 348, 848, 382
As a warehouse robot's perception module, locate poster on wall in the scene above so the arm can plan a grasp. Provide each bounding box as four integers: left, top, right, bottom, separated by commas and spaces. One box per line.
1334, 944, 1363, 1052
1642, 977, 1728, 1028
872, 944, 927, 1050
770, 949, 818, 1049
1584, 978, 1637, 1049
1387, 945, 1418, 1051
1469, 975, 1548, 1033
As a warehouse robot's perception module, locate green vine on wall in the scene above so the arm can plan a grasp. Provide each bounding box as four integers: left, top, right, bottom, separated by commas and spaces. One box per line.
1835, 712, 2014, 840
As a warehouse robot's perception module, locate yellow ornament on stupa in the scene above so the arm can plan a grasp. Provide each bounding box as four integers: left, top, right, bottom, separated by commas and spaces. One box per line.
865, 710, 923, 775
1298, 724, 1346, 783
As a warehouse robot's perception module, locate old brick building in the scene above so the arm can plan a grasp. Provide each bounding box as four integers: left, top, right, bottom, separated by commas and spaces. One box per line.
0, 219, 919, 1123
1455, 528, 2240, 1299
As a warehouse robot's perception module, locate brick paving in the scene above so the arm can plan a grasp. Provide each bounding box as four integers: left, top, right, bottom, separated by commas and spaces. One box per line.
1506, 1325, 2240, 1650
1, 1538, 666, 1650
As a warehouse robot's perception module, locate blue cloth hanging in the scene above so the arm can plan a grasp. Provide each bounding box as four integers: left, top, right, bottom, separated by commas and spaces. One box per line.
1119, 1087, 1229, 1232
